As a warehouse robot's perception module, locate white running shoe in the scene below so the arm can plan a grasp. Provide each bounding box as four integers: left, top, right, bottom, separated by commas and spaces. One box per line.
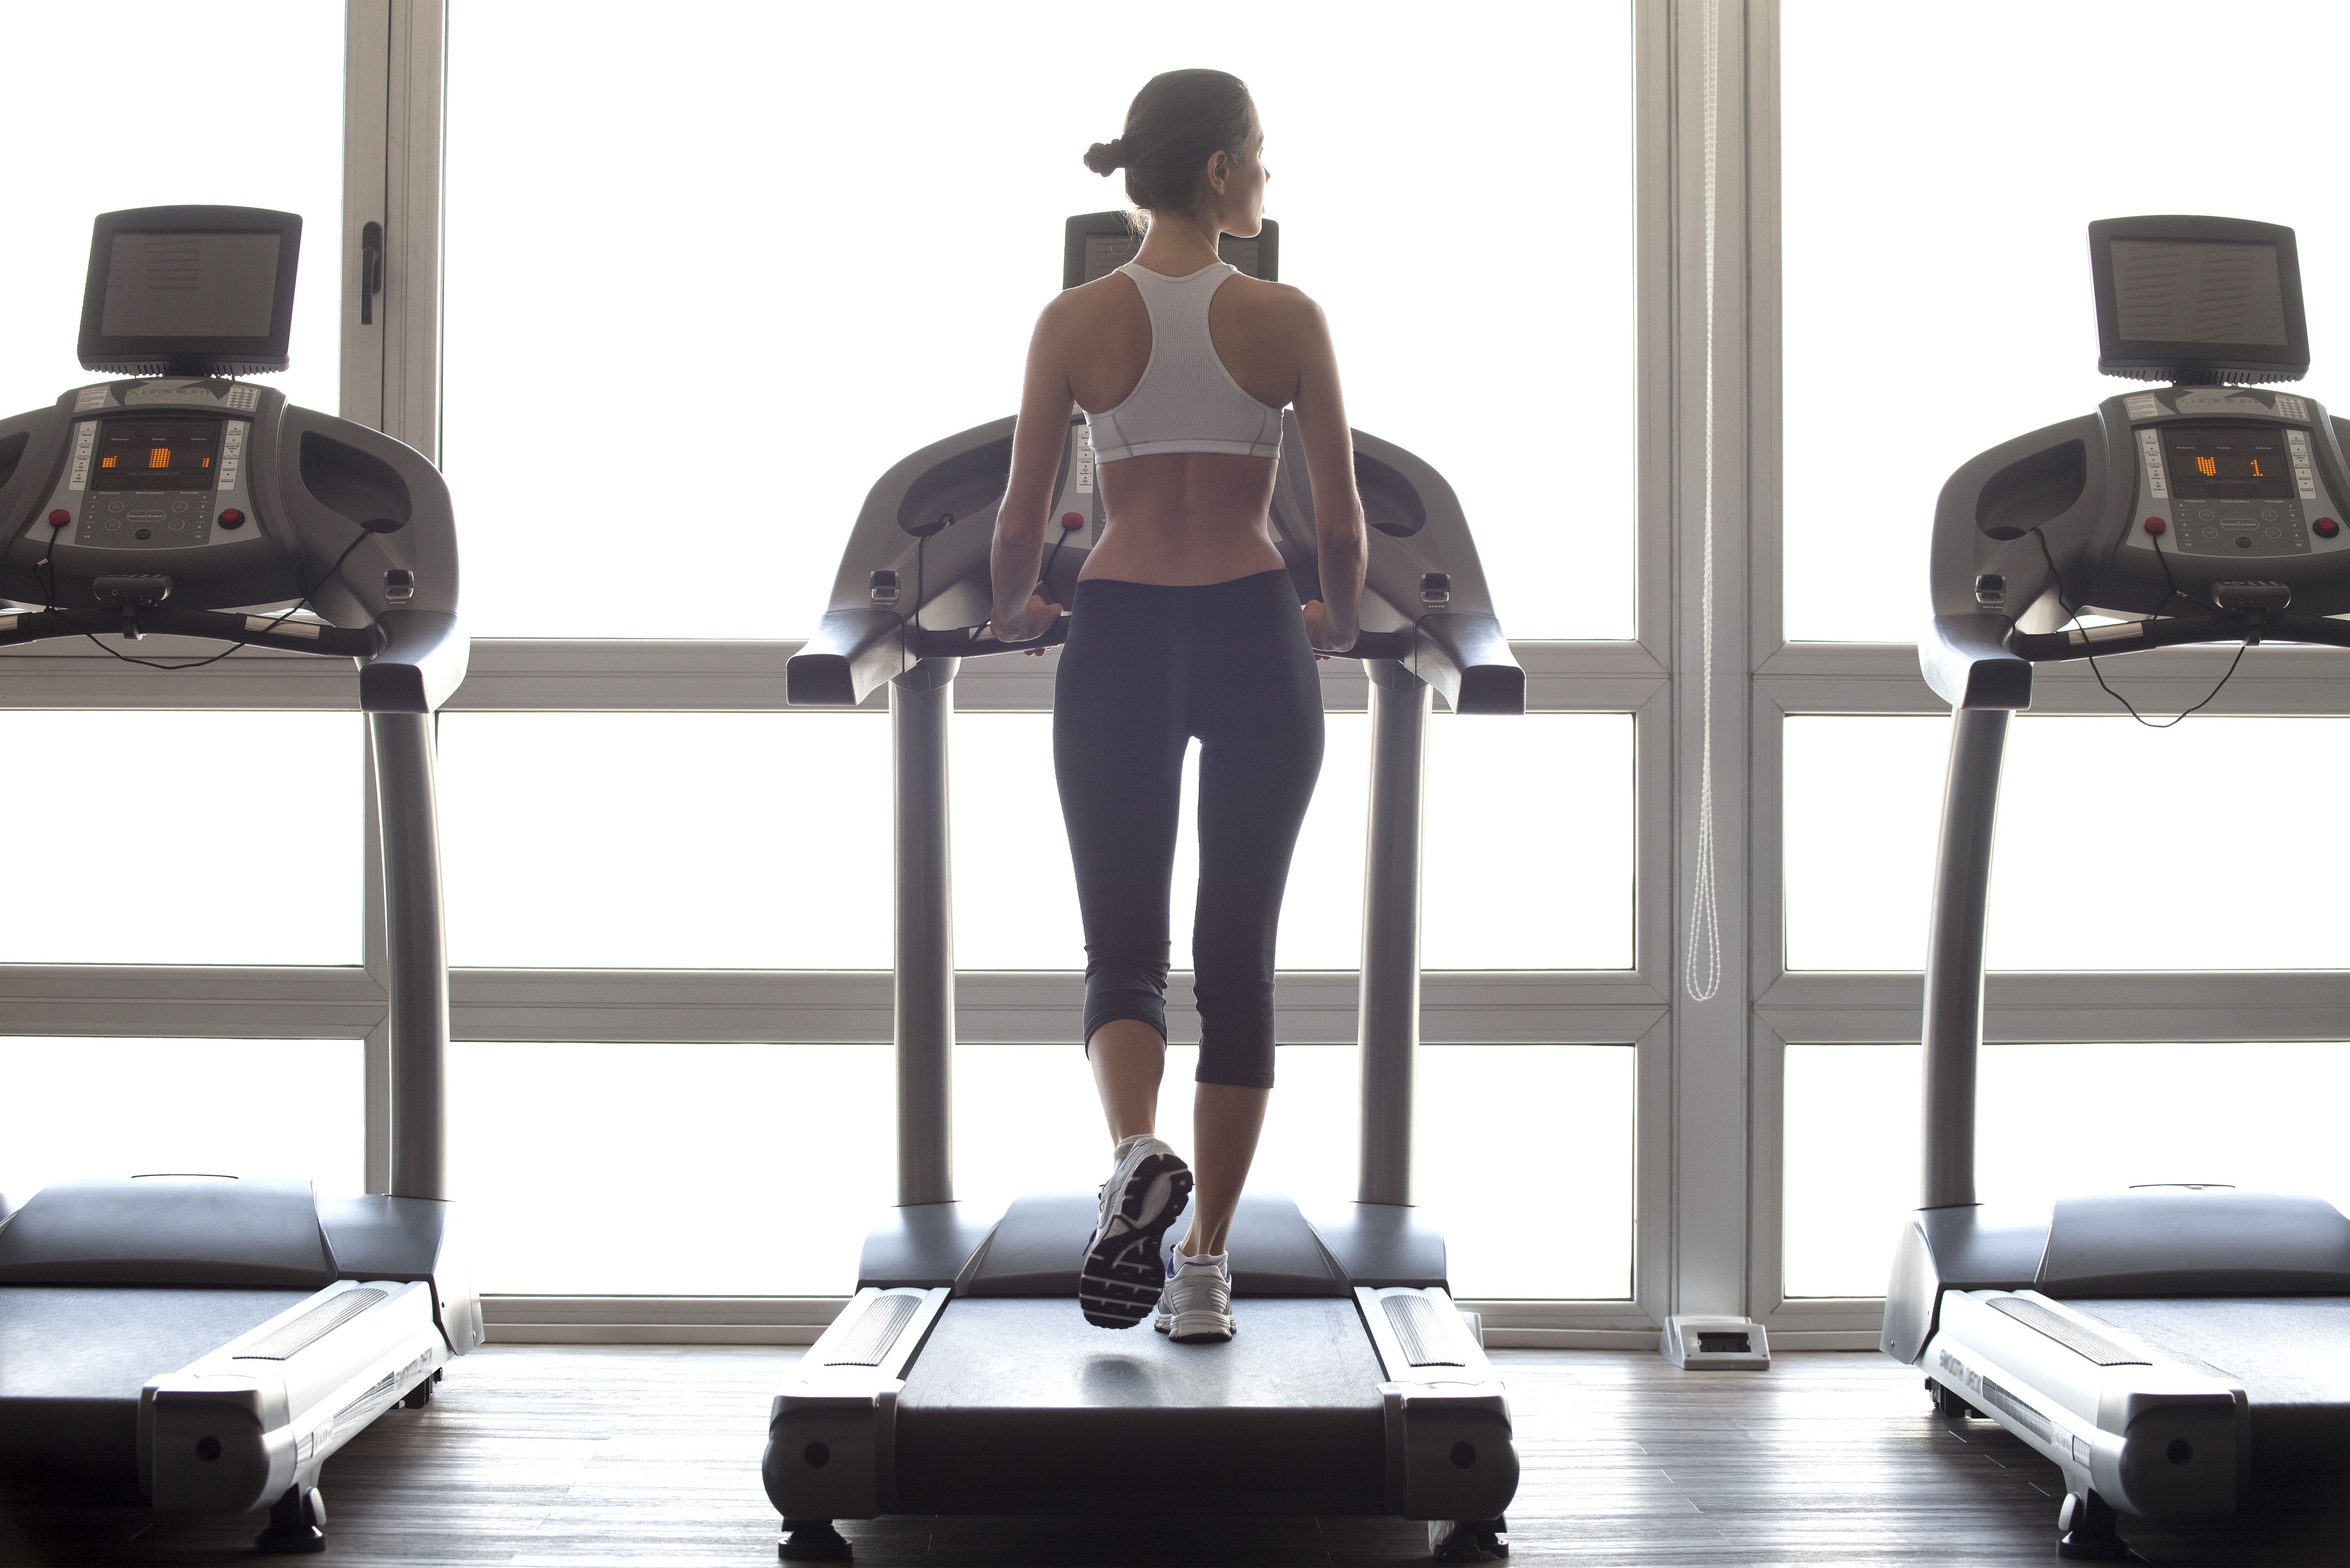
1155, 1249, 1236, 1343
1078, 1135, 1193, 1328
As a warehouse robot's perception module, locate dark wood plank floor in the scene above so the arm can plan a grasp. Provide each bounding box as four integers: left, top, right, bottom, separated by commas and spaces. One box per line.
5, 1347, 2346, 1565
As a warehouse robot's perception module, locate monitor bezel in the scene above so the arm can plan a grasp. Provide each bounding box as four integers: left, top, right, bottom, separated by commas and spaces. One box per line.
78, 206, 304, 376
2088, 215, 2308, 384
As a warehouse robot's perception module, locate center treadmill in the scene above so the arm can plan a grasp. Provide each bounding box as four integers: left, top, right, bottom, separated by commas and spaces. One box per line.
764, 214, 1525, 1562
0, 207, 476, 1555
1885, 215, 2350, 1560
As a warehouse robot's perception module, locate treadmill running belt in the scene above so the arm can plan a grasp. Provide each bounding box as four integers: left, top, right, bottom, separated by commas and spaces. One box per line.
895, 1297, 1387, 1515
0, 1285, 311, 1482
2071, 1296, 2350, 1488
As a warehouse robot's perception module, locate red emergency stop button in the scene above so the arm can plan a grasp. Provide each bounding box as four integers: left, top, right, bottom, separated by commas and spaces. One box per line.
47, 509, 68, 527
2317, 516, 2340, 538
2143, 516, 2166, 535
1060, 511, 1084, 530
218, 508, 245, 528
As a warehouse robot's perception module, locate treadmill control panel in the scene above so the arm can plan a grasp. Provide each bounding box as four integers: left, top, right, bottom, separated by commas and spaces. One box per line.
2125, 390, 2349, 560
28, 382, 263, 556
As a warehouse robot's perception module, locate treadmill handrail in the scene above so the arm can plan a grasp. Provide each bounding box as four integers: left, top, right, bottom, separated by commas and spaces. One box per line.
0, 605, 384, 658
2004, 611, 2350, 660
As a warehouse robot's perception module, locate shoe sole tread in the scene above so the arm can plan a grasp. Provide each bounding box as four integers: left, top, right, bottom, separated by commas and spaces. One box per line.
1078, 1151, 1192, 1328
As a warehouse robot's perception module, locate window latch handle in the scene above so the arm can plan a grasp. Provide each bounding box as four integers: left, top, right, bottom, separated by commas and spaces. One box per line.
361, 221, 385, 326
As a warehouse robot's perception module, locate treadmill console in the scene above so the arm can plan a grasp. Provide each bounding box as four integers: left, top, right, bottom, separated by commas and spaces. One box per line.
52, 395, 260, 553
2117, 387, 2350, 562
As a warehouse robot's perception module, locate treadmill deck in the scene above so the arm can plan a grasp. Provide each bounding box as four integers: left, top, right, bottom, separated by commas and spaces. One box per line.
0, 1285, 311, 1481
2072, 1295, 2350, 1488
894, 1296, 1389, 1515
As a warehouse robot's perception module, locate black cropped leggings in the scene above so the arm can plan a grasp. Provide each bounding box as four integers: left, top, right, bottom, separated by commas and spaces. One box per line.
1053, 569, 1325, 1090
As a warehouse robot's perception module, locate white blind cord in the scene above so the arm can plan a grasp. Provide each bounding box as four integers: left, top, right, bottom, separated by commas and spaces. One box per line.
1683, 0, 1724, 1004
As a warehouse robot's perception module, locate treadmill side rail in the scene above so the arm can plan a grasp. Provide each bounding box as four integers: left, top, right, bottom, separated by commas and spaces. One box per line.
143, 1279, 449, 1511
1355, 1286, 1521, 1521
765, 1286, 949, 1520
1925, 1290, 2243, 1522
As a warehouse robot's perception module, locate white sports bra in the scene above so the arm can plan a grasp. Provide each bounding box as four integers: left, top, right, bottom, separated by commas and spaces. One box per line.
1084, 261, 1285, 464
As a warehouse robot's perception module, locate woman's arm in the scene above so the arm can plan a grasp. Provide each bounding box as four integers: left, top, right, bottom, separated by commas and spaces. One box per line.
989, 301, 1077, 642
1290, 295, 1366, 651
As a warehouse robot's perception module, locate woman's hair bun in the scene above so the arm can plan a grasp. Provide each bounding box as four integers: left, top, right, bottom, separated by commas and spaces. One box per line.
1082, 137, 1126, 177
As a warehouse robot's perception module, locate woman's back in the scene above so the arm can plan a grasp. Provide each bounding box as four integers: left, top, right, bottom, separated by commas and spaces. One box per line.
1037, 259, 1318, 584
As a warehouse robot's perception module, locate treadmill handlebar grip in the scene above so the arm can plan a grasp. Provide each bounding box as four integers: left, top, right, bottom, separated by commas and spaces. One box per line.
359, 610, 469, 714
1922, 614, 2031, 710
790, 607, 906, 706
1414, 612, 1524, 714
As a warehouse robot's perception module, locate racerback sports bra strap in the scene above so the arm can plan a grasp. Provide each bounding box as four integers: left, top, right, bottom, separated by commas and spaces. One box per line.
1084, 261, 1285, 464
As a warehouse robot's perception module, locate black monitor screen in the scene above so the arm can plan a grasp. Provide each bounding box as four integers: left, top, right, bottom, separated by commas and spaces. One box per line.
100, 231, 282, 338
2110, 238, 2289, 347
2162, 424, 2293, 500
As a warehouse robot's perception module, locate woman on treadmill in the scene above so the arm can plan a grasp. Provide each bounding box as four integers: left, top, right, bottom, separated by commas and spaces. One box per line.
987, 68, 1367, 1344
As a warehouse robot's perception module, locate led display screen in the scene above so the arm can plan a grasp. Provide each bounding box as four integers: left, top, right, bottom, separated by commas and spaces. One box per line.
90, 418, 221, 492
2162, 423, 2293, 501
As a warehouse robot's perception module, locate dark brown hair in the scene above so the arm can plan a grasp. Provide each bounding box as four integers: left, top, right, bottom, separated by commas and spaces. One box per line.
1083, 69, 1255, 221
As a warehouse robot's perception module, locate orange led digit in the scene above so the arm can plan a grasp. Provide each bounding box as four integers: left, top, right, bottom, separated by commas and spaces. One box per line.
147, 447, 170, 468
2197, 456, 2218, 477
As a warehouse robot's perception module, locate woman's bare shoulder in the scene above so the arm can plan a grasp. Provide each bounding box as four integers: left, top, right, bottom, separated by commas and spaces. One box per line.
1217, 274, 1328, 346
1039, 272, 1140, 333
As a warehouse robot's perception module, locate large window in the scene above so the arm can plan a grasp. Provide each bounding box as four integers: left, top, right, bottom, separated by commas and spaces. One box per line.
4, 4, 1693, 1337
0, 2, 343, 420
441, 2, 1635, 641
1783, 1, 2350, 643
0, 8, 356, 1217
1768, 0, 2350, 1340
433, 0, 1654, 1319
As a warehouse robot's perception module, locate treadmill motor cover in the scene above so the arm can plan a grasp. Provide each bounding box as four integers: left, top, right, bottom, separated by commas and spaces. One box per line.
0, 1177, 335, 1288
2038, 1191, 2350, 1298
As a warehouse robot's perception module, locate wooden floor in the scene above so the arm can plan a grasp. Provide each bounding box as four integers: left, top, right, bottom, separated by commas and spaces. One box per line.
5, 1347, 2346, 1566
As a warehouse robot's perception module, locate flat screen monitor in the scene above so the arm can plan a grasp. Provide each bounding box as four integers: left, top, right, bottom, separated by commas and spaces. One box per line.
2089, 216, 2308, 383
1062, 211, 1279, 290
78, 207, 303, 376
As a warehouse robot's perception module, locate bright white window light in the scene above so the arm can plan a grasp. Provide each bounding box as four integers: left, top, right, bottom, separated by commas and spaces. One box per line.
0, 712, 361, 965
1784, 1040, 2350, 1299
439, 712, 894, 969
1784, 0, 2350, 641
443, 2, 1632, 640
0, 2, 342, 419
451, 1040, 894, 1295
0, 1038, 363, 1203
1785, 714, 2350, 971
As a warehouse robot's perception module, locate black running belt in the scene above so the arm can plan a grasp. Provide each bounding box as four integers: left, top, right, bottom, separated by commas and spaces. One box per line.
1384, 1295, 1464, 1367
1990, 1295, 2149, 1367
235, 1287, 386, 1361
826, 1294, 921, 1367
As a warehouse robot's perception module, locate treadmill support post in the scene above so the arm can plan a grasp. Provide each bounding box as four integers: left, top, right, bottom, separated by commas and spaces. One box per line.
1922, 706, 2008, 1210
371, 712, 450, 1202
894, 659, 959, 1207
1359, 662, 1429, 1208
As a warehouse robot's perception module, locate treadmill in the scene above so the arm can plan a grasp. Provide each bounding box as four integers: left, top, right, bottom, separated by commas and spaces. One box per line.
0, 207, 477, 1554
765, 213, 1526, 1563
1887, 215, 2350, 1560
